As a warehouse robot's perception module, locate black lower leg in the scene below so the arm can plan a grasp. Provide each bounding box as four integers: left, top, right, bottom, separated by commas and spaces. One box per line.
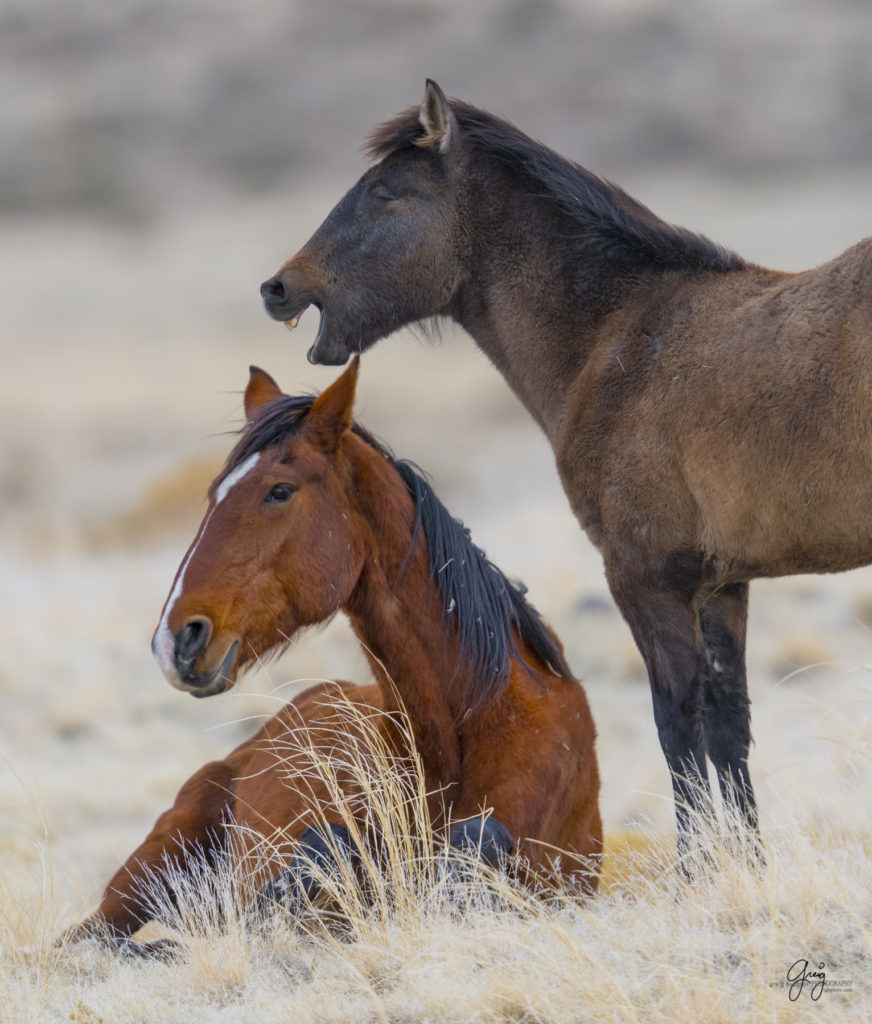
608, 561, 716, 867
706, 690, 758, 828
699, 583, 761, 850
115, 936, 184, 962
656, 699, 712, 863
448, 815, 514, 869
252, 822, 360, 919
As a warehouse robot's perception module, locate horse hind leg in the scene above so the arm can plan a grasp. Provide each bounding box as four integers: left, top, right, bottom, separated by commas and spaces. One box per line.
699, 582, 762, 855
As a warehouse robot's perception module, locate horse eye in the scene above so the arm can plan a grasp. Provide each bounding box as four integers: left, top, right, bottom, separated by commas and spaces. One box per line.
371, 183, 397, 203
265, 483, 295, 505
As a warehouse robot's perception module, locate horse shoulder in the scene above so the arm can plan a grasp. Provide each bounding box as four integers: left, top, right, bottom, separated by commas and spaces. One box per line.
455, 664, 598, 839
550, 275, 716, 544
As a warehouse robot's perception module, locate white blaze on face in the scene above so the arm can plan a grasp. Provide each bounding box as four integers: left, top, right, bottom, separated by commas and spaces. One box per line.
214, 451, 262, 504
153, 453, 261, 680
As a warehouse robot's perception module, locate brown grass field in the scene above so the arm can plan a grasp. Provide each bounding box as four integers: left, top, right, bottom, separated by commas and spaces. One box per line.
3, 160, 872, 1019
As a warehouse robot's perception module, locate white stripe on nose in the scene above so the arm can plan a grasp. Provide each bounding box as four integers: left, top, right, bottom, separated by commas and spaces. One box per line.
153, 453, 261, 680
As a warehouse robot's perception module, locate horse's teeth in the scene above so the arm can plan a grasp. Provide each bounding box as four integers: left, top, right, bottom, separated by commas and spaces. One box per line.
284, 316, 300, 331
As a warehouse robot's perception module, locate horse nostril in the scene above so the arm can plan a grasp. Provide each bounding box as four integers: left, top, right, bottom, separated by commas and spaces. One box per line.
174, 616, 213, 675
260, 277, 286, 303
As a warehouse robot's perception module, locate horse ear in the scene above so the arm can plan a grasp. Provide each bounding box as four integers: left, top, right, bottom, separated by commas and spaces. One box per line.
306, 356, 360, 451
417, 79, 456, 155
244, 366, 284, 420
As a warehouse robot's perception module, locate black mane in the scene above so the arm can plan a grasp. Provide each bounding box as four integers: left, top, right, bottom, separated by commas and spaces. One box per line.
214, 395, 574, 710
366, 99, 742, 273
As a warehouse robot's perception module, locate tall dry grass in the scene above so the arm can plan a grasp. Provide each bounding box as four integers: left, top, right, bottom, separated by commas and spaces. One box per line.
1, 692, 869, 1024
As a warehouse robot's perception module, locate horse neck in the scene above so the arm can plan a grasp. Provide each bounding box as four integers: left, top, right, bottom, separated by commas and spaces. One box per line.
454, 169, 643, 440
341, 443, 470, 786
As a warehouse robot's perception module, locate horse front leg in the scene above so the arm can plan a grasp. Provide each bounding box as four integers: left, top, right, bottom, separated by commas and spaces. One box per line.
250, 822, 361, 925
608, 563, 711, 862
448, 815, 515, 869
62, 759, 235, 956
698, 582, 761, 854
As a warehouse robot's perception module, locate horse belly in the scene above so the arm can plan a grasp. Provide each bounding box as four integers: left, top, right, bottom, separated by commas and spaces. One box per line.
696, 454, 872, 579
678, 329, 872, 578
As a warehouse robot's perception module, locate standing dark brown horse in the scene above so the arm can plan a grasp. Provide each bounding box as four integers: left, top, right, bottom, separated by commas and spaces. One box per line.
260, 80, 872, 852
68, 361, 600, 953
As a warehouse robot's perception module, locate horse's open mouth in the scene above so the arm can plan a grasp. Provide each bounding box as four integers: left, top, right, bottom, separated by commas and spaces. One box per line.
283, 305, 334, 364
282, 306, 308, 331
283, 304, 324, 340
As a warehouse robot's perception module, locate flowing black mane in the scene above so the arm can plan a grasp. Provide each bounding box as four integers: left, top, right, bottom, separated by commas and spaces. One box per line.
366, 100, 742, 273
214, 395, 574, 710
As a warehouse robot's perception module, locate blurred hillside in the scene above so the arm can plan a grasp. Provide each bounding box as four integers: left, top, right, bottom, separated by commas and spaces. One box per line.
3, 0, 872, 225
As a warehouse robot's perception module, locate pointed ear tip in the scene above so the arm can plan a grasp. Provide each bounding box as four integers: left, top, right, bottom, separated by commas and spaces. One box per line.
424, 80, 447, 105
244, 366, 283, 419
248, 365, 280, 385
341, 355, 361, 397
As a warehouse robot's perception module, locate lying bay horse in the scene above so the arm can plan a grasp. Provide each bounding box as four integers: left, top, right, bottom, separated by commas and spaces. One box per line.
260, 80, 872, 852
68, 360, 600, 952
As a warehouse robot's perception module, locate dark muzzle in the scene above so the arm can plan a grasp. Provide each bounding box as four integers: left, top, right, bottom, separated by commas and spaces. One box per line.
260, 276, 287, 312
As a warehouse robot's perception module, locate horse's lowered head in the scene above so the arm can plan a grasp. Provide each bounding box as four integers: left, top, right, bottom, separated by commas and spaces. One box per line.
152, 359, 365, 697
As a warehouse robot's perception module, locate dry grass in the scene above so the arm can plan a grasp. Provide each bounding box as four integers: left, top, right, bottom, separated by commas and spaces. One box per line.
2, 695, 869, 1024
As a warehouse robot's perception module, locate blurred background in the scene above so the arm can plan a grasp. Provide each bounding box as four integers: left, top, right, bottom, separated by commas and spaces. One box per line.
3, 0, 872, 916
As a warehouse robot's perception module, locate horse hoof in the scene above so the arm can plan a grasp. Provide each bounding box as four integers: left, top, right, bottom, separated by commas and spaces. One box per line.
248, 871, 300, 928
117, 937, 185, 963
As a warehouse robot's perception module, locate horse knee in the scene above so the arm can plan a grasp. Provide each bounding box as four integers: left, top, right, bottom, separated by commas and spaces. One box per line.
705, 685, 752, 751
252, 822, 359, 919
449, 815, 514, 868
298, 822, 358, 866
